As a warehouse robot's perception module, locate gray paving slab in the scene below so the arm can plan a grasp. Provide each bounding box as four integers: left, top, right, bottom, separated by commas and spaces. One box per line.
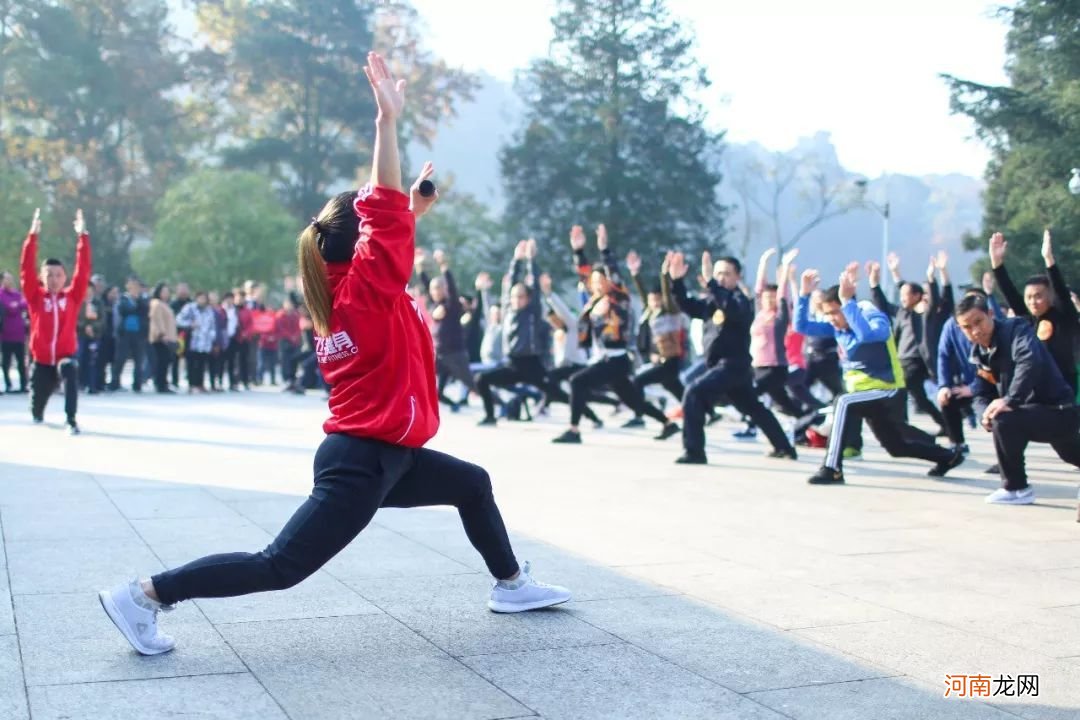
5, 537, 163, 595
567, 595, 898, 693
15, 592, 245, 685
747, 676, 1021, 720
321, 525, 479, 580
0, 466, 106, 507
218, 614, 529, 720
105, 487, 243, 520
462, 643, 788, 720
129, 515, 274, 559
0, 568, 13, 636
0, 634, 28, 720
27, 673, 288, 720
195, 570, 383, 625
0, 500, 139, 542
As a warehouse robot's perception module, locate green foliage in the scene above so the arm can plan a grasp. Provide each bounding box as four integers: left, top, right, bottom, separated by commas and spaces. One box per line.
0, 162, 46, 284
499, 0, 727, 277
3, 0, 191, 281
944, 1, 1080, 282
134, 169, 296, 292
192, 0, 476, 220
414, 179, 507, 290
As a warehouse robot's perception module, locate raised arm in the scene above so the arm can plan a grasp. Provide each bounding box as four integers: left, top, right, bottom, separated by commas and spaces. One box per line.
19, 209, 42, 306
666, 252, 709, 319
625, 250, 648, 305
793, 269, 833, 336
841, 262, 891, 343
989, 232, 1027, 317
660, 253, 678, 314
1042, 230, 1079, 323
866, 261, 895, 317
68, 209, 91, 305
754, 247, 777, 298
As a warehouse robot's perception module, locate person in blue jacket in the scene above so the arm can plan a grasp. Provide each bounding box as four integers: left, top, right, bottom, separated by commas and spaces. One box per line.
795, 262, 964, 485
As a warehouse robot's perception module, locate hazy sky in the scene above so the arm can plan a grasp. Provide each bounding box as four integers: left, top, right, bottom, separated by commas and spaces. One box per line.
409, 0, 1011, 179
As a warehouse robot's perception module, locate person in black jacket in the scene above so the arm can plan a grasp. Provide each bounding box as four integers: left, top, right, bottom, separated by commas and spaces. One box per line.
109, 276, 148, 392
990, 229, 1079, 396
475, 239, 549, 426
868, 254, 950, 436
668, 251, 797, 465
551, 225, 678, 444
956, 293, 1080, 506
417, 249, 476, 411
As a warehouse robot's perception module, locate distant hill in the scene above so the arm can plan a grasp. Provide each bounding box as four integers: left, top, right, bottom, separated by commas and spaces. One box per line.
418, 76, 985, 282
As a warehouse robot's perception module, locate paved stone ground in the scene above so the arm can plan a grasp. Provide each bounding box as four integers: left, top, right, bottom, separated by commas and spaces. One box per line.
1, 388, 1079, 719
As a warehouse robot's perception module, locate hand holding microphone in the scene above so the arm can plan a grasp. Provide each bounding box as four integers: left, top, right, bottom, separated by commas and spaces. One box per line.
410, 161, 439, 218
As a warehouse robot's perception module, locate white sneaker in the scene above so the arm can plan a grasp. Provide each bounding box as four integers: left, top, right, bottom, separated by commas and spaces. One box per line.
985, 487, 1036, 505
488, 561, 571, 613
98, 580, 176, 655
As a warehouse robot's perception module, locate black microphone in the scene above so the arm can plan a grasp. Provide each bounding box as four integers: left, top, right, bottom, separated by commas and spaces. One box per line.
418, 179, 436, 198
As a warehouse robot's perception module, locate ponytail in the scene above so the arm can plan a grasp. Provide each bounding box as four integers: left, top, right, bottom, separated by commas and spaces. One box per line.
298, 224, 332, 336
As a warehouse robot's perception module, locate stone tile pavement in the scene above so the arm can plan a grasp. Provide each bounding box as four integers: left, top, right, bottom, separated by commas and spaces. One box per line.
1, 389, 1078, 719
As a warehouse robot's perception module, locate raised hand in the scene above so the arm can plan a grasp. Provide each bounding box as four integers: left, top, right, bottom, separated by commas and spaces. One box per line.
886, 252, 901, 275
667, 252, 689, 280
1042, 228, 1055, 267
409, 161, 438, 218
526, 238, 538, 259
596, 224, 608, 251
625, 250, 642, 276
73, 208, 85, 235
935, 249, 949, 270
866, 261, 881, 287
539, 272, 553, 294
781, 248, 799, 266
989, 232, 1007, 269
433, 249, 448, 270
475, 271, 492, 291
927, 254, 937, 281
701, 251, 714, 283
981, 270, 995, 295
569, 225, 586, 251
363, 51, 406, 122
785, 262, 798, 283
661, 251, 672, 276
838, 262, 858, 301
800, 269, 820, 296
760, 247, 778, 263
413, 247, 429, 272
30, 208, 41, 235
513, 240, 528, 261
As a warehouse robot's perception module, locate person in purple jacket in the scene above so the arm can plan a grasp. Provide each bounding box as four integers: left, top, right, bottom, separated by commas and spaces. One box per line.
0, 271, 29, 393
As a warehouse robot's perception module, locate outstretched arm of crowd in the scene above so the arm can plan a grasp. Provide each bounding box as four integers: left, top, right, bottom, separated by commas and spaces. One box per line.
1043, 229, 1079, 324
793, 269, 833, 337
20, 209, 42, 306
989, 232, 1026, 317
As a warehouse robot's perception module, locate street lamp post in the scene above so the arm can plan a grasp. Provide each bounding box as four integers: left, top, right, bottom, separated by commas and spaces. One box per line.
854, 177, 892, 296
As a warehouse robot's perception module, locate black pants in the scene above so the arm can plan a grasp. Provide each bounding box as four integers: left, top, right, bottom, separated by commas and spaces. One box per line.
224, 339, 239, 388
437, 349, 476, 406
98, 336, 114, 391
188, 351, 209, 390
631, 358, 684, 414
2, 340, 27, 391
902, 358, 946, 433
259, 346, 278, 384
941, 396, 973, 446
30, 358, 78, 424
151, 434, 519, 605
785, 367, 822, 413
110, 333, 146, 390
824, 389, 952, 472
300, 352, 324, 390
280, 340, 300, 386
235, 339, 251, 387
171, 330, 187, 388
682, 364, 793, 457
570, 354, 666, 427
805, 353, 845, 399
476, 355, 548, 421
753, 366, 807, 418
152, 342, 173, 392
542, 364, 602, 424
991, 405, 1080, 491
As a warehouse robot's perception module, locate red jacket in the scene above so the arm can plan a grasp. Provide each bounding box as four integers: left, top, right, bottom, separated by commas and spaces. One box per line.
275, 309, 302, 346
20, 232, 91, 365
319, 184, 439, 447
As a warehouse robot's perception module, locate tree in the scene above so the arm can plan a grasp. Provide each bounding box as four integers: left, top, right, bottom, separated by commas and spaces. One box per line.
0, 161, 46, 280
499, 0, 726, 275
133, 169, 296, 292
3, 0, 191, 281
191, 0, 476, 221
414, 179, 507, 289
943, 1, 1080, 281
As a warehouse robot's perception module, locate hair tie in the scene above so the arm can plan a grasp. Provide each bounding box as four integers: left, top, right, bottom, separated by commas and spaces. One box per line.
310, 217, 322, 233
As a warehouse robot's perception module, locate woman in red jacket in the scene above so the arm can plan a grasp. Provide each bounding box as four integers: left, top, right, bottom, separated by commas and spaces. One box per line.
98, 52, 570, 656
20, 208, 91, 434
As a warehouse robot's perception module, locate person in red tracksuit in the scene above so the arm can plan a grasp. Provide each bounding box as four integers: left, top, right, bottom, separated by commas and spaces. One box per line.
20, 208, 91, 435
98, 51, 571, 657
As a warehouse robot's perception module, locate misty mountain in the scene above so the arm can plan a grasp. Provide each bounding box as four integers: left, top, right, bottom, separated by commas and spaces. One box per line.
418, 75, 986, 283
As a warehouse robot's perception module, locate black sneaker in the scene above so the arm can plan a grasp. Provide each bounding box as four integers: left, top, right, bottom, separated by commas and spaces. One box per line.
654, 423, 680, 441
67, 423, 80, 436
477, 417, 497, 427
807, 466, 844, 485
621, 417, 646, 429
32, 415, 43, 425
591, 418, 604, 430
928, 448, 965, 478
552, 429, 582, 444
675, 453, 707, 465
768, 448, 798, 460
985, 464, 1000, 475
